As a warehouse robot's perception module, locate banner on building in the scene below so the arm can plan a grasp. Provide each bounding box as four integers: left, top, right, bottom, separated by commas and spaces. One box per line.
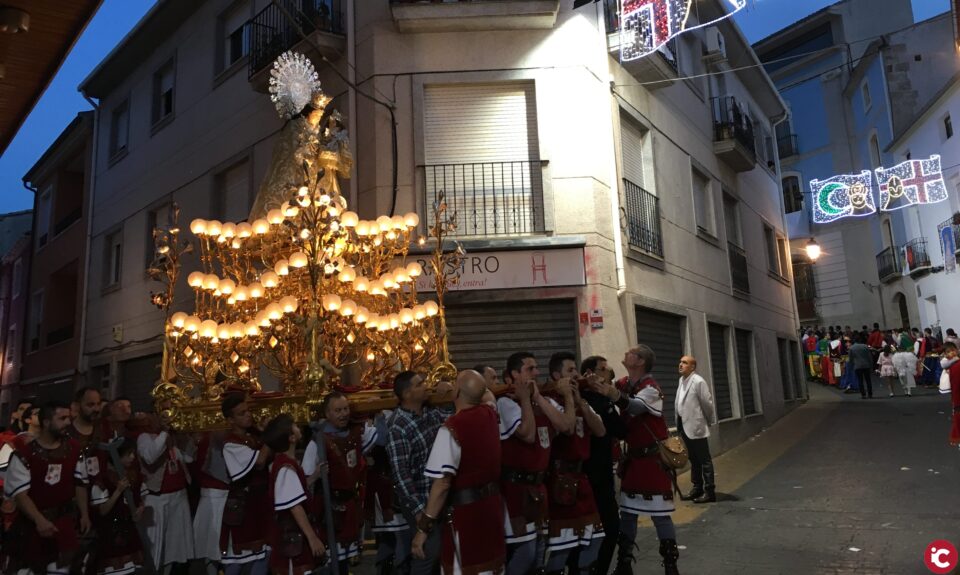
809, 170, 876, 224
619, 0, 746, 62
941, 222, 957, 274
876, 155, 948, 212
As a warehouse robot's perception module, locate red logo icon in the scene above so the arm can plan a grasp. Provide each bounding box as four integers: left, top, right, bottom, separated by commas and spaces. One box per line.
924, 540, 958, 574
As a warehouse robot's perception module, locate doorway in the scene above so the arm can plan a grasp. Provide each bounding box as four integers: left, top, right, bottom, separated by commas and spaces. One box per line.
893, 292, 910, 330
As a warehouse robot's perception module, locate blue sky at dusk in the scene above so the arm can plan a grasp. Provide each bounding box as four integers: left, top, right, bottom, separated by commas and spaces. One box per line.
0, 0, 952, 213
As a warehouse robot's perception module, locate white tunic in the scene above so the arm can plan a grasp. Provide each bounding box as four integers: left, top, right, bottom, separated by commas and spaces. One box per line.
221, 440, 269, 564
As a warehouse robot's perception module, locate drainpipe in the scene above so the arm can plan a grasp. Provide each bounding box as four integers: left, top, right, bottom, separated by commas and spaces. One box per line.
346, 0, 358, 211
78, 92, 100, 387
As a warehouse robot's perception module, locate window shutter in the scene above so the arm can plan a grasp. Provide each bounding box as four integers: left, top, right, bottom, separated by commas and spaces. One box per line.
219, 162, 251, 222
621, 116, 645, 188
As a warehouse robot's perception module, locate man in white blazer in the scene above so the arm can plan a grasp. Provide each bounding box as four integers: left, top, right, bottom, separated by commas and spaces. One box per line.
676, 356, 718, 503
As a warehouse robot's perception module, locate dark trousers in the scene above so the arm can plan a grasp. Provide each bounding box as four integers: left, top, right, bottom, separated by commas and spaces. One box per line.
586, 471, 620, 575
855, 368, 874, 398
677, 418, 715, 493
399, 506, 441, 575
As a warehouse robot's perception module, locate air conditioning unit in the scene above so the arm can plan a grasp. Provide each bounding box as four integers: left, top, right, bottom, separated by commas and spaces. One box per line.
704, 27, 726, 60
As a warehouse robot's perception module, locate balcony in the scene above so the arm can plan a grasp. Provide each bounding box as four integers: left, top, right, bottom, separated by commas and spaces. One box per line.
622, 179, 663, 258
422, 160, 545, 237
877, 246, 902, 283
712, 97, 757, 172
603, 0, 678, 88
728, 242, 750, 294
248, 0, 346, 92
390, 0, 559, 33
938, 216, 960, 257
777, 134, 799, 159
903, 238, 932, 277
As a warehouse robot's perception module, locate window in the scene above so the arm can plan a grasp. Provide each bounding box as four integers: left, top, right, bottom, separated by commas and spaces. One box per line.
218, 1, 250, 73
691, 167, 714, 235
869, 133, 881, 168
28, 291, 43, 352
11, 258, 22, 299
36, 187, 52, 248
944, 114, 954, 140
861, 80, 872, 111
153, 59, 176, 125
109, 100, 130, 158
777, 237, 790, 278
104, 229, 123, 289
764, 224, 779, 273
6, 325, 15, 364
723, 194, 741, 246
211, 160, 252, 222
620, 113, 646, 187
882, 218, 895, 249
146, 204, 172, 267
782, 175, 802, 214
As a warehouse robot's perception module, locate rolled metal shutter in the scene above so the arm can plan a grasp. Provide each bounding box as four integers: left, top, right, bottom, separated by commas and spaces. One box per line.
218, 160, 251, 223
444, 299, 577, 381
620, 114, 646, 187
634, 306, 685, 424
119, 353, 163, 412
735, 329, 757, 415
708, 322, 733, 420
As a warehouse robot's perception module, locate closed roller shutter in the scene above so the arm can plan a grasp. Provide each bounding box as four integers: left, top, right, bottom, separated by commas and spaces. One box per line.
119, 353, 162, 412
790, 341, 804, 399
777, 338, 792, 401
634, 306, 685, 423
444, 299, 577, 380
423, 83, 544, 236
215, 160, 251, 222
708, 322, 733, 420
620, 114, 645, 187
735, 329, 757, 415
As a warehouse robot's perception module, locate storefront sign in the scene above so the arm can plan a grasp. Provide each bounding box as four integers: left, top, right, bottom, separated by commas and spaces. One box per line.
413, 248, 586, 292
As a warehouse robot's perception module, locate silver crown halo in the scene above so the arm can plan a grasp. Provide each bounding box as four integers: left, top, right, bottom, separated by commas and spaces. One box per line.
269, 51, 322, 119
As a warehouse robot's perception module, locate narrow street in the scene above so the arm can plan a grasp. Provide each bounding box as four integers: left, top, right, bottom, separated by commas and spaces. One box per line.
632, 384, 960, 574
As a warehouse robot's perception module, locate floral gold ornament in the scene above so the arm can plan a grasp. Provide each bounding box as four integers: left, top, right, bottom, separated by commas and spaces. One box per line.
150, 52, 456, 430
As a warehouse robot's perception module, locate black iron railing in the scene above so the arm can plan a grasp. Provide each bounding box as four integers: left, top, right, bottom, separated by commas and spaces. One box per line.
903, 237, 931, 272
623, 178, 663, 257
423, 160, 545, 237
938, 215, 960, 255
54, 207, 82, 236
712, 96, 756, 155
248, 0, 344, 78
46, 324, 75, 347
877, 246, 902, 282
777, 134, 798, 158
728, 242, 750, 294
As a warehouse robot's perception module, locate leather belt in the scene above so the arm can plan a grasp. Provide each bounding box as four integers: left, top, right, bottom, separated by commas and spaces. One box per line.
626, 445, 659, 459
448, 482, 499, 507
40, 502, 77, 521
501, 468, 546, 485
552, 460, 582, 474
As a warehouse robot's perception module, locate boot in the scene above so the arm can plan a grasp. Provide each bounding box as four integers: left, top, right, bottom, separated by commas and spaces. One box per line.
376, 557, 394, 575
659, 538, 680, 575
614, 534, 636, 575
693, 490, 716, 503
683, 487, 704, 501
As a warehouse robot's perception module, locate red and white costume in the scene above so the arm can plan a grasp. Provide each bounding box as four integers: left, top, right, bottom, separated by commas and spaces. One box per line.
138, 431, 195, 567
618, 376, 674, 516
425, 404, 506, 575
4, 437, 87, 575
301, 422, 377, 562
221, 432, 270, 565
269, 452, 324, 575
90, 465, 146, 575
193, 432, 230, 563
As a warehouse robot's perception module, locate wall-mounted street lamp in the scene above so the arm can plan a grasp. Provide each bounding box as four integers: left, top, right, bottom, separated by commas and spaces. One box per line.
805, 238, 821, 262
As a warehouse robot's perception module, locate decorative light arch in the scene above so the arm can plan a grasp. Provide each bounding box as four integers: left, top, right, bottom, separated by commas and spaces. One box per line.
619, 0, 747, 62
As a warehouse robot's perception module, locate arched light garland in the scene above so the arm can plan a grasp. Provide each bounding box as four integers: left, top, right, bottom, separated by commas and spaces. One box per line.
809, 170, 876, 224
619, 0, 747, 62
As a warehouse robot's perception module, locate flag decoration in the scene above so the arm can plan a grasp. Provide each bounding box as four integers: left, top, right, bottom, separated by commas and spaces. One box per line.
810, 170, 876, 224
876, 155, 948, 212
619, 0, 747, 62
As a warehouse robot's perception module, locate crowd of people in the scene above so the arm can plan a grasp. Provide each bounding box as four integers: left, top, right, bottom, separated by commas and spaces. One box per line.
0, 345, 725, 575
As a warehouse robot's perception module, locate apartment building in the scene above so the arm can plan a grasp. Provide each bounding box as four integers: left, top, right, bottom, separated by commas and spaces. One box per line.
0, 211, 32, 420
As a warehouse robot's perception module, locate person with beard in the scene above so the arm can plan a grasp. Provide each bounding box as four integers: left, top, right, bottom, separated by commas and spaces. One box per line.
7, 400, 33, 434
3, 401, 92, 574
220, 394, 271, 575
302, 392, 380, 574
66, 388, 106, 480
90, 437, 145, 575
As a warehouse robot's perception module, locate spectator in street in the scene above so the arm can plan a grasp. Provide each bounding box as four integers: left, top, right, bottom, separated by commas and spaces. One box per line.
877, 345, 899, 397
939, 342, 960, 446
848, 336, 874, 399
675, 356, 717, 502
945, 328, 959, 347
473, 364, 501, 390
893, 342, 918, 397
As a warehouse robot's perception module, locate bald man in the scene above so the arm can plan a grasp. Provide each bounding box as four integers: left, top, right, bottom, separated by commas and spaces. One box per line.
412, 371, 505, 574
676, 356, 717, 503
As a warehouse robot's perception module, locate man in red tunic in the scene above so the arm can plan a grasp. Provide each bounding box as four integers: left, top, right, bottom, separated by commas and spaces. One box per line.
940, 342, 960, 446
544, 352, 606, 575
497, 351, 575, 575
3, 400, 92, 574
193, 430, 230, 575
412, 369, 505, 574
591, 345, 681, 575
220, 394, 271, 575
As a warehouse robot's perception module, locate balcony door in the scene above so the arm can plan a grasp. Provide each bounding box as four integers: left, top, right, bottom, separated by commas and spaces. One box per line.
423, 82, 543, 237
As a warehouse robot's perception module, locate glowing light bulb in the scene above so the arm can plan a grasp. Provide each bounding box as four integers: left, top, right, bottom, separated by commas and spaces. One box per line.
187, 271, 205, 288
353, 276, 369, 292
170, 312, 188, 329
189, 219, 207, 235
203, 274, 220, 291
298, 185, 309, 197
267, 210, 284, 225
403, 212, 420, 228
200, 320, 218, 339
206, 220, 222, 237
289, 252, 308, 268
355, 221, 371, 236
217, 279, 236, 295
260, 271, 279, 288
391, 215, 405, 230
236, 222, 253, 238
381, 273, 396, 289
378, 318, 390, 331
234, 286, 249, 301
399, 308, 414, 324
322, 294, 341, 312
266, 302, 283, 320
253, 219, 270, 235
248, 282, 264, 299
413, 305, 426, 321
327, 206, 340, 217
341, 211, 359, 227
376, 215, 392, 232
222, 223, 236, 238
338, 266, 356, 283
406, 262, 423, 277
217, 324, 232, 340
370, 280, 386, 296
340, 299, 357, 316
255, 310, 270, 327
424, 300, 440, 316
245, 321, 261, 337
274, 259, 289, 276
318, 194, 331, 205
354, 306, 368, 324
184, 315, 201, 333
280, 295, 299, 313
282, 202, 299, 218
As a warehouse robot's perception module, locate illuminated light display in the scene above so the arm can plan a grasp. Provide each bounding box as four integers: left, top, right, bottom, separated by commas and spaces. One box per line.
809, 170, 877, 224
876, 155, 948, 212
620, 0, 747, 62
